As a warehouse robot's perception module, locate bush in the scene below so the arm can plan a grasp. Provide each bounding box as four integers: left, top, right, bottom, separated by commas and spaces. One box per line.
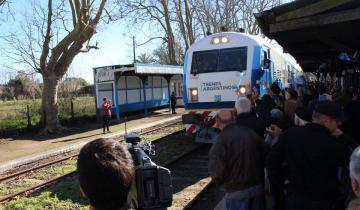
2, 191, 88, 210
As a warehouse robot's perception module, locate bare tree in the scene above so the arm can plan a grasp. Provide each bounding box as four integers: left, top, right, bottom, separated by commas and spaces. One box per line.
118, 0, 180, 64
0, 0, 5, 7
190, 0, 281, 35
172, 0, 195, 49
3, 0, 109, 133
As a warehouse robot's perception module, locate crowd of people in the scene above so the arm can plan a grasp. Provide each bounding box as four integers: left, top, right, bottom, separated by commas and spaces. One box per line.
76, 80, 360, 210
209, 81, 360, 210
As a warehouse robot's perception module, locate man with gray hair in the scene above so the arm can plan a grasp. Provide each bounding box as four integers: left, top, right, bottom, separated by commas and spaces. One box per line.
235, 97, 266, 137
235, 96, 252, 114
215, 109, 234, 131
348, 146, 360, 210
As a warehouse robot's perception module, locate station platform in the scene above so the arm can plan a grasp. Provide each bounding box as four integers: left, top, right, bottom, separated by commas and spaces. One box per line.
0, 108, 184, 173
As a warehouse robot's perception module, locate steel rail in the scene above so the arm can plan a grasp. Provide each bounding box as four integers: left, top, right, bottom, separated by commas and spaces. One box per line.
0, 124, 184, 204
0, 154, 78, 182
182, 182, 214, 210
0, 120, 182, 183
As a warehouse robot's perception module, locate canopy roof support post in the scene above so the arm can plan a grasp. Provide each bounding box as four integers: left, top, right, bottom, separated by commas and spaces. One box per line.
140, 75, 148, 115
164, 75, 173, 112
115, 73, 120, 122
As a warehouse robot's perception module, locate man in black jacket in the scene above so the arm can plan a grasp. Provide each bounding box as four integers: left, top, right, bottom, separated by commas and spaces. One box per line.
209, 123, 266, 210
266, 101, 351, 210
170, 92, 177, 114
235, 97, 266, 138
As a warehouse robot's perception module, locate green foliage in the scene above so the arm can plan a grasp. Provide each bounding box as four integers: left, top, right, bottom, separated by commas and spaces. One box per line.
6, 71, 41, 100
0, 117, 40, 130
0, 160, 77, 200
0, 97, 95, 130
1, 190, 88, 210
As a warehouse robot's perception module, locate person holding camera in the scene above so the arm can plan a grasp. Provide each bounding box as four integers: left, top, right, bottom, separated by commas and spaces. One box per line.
102, 97, 112, 134
77, 138, 134, 210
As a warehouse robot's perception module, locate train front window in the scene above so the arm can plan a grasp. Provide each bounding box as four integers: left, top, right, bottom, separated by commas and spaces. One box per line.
218, 47, 247, 72
191, 50, 218, 74
190, 47, 247, 74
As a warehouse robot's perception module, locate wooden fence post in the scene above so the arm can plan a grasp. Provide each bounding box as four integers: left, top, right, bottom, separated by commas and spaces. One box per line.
71, 99, 75, 121
27, 105, 31, 128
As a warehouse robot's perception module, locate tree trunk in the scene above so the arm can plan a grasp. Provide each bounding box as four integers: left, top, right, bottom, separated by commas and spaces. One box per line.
41, 75, 61, 133
161, 0, 177, 65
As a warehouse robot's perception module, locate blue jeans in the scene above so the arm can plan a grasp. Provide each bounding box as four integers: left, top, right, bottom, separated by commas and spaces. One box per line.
225, 185, 265, 210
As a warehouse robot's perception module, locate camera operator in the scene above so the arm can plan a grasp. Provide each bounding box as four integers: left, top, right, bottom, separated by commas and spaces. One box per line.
77, 138, 134, 210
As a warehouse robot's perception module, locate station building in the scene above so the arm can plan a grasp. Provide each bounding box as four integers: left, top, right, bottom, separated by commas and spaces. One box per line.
93, 63, 183, 121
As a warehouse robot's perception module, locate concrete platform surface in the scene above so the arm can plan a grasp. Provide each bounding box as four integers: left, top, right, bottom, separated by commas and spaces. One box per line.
0, 108, 184, 173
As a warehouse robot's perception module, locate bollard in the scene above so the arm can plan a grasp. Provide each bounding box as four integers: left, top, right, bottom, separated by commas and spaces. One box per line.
27, 105, 31, 128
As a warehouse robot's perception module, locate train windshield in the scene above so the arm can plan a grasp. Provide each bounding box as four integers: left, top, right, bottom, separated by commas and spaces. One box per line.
191, 47, 247, 74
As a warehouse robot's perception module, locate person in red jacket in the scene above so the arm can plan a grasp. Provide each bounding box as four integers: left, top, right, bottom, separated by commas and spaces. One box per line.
102, 98, 112, 134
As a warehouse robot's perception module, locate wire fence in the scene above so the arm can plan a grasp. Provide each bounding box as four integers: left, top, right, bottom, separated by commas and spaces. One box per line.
0, 97, 96, 132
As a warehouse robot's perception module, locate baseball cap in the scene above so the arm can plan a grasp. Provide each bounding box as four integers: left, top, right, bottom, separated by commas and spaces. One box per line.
314, 101, 347, 122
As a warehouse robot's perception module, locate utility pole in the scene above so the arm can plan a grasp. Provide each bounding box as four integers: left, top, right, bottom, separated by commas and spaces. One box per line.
133, 36, 136, 64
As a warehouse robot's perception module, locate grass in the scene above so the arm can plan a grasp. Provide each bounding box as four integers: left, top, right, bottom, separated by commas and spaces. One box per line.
0, 116, 41, 130
0, 159, 77, 200
0, 127, 192, 209
0, 184, 88, 210
0, 97, 95, 130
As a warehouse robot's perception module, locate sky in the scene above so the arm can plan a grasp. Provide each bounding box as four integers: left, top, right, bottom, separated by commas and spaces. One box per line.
0, 0, 295, 85
0, 1, 162, 84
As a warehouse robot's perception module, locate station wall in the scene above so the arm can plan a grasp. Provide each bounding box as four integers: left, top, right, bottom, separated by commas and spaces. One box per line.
95, 74, 183, 119
116, 76, 169, 113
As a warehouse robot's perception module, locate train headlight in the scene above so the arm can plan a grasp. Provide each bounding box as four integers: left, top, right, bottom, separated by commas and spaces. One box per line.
211, 36, 229, 44
221, 37, 229, 43
240, 87, 246, 94
212, 37, 220, 44
237, 85, 247, 96
190, 88, 198, 102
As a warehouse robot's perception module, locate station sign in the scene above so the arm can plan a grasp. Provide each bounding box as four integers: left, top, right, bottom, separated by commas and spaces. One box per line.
95, 68, 115, 82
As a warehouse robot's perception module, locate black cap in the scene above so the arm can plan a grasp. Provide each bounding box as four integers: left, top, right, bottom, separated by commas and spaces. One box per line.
314, 101, 347, 122
295, 107, 312, 122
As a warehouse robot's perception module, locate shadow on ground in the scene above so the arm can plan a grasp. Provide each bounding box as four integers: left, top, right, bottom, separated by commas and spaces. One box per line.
2, 108, 168, 142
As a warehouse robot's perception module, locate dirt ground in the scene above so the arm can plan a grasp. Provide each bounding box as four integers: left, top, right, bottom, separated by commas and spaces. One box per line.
0, 108, 184, 163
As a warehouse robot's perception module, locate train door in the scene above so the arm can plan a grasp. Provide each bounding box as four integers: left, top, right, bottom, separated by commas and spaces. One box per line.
259, 48, 273, 95
171, 75, 184, 106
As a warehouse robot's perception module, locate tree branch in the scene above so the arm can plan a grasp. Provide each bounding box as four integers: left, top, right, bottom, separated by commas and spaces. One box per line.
39, 0, 53, 74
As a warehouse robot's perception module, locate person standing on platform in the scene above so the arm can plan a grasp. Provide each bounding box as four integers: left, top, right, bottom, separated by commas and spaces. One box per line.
209, 123, 266, 210
102, 97, 112, 134
267, 101, 350, 210
171, 92, 177, 114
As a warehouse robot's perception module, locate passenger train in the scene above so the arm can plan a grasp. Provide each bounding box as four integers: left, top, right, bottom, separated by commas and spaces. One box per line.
182, 31, 301, 143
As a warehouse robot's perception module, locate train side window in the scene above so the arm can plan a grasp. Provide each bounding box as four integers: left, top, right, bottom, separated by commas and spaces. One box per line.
173, 83, 177, 96
178, 83, 182, 97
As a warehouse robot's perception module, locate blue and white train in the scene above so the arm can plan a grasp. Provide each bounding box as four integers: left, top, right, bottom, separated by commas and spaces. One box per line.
182, 31, 301, 143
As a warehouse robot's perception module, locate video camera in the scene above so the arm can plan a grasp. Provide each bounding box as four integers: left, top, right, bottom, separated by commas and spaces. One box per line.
125, 133, 173, 210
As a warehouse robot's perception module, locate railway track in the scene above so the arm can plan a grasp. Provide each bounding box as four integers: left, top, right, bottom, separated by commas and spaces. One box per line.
1, 120, 216, 209
167, 145, 213, 210
0, 120, 183, 204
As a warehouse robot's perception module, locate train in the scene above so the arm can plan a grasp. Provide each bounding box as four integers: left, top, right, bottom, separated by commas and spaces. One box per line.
181, 31, 301, 143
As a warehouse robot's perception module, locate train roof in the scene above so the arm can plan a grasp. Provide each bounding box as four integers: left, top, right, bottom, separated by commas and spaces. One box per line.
93, 63, 183, 75
188, 32, 302, 71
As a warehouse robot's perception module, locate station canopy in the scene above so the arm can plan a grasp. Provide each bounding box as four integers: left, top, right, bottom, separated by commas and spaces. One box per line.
255, 0, 360, 74
95, 63, 182, 76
